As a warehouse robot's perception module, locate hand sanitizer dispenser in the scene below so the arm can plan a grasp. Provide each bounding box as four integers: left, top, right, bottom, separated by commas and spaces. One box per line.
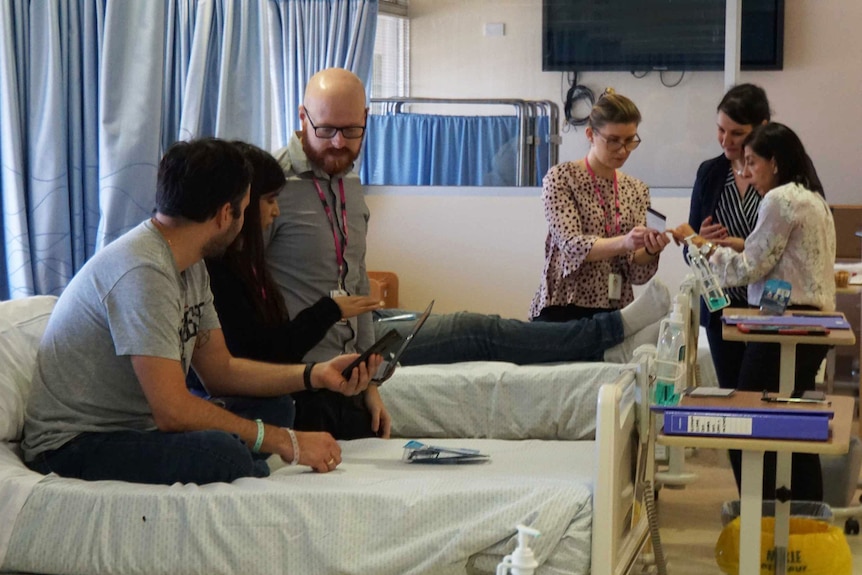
496, 524, 541, 575
684, 236, 730, 312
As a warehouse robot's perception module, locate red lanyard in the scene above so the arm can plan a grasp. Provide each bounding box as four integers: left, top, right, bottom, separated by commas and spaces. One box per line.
584, 156, 621, 237
312, 177, 348, 285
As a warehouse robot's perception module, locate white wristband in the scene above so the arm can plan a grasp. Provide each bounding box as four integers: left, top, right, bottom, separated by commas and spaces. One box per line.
285, 428, 300, 466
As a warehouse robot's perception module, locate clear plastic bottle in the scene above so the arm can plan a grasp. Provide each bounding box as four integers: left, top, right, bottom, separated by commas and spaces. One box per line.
684, 237, 730, 312
653, 303, 686, 406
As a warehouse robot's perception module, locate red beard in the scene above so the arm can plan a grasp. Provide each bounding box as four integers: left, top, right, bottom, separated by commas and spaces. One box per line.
301, 134, 359, 176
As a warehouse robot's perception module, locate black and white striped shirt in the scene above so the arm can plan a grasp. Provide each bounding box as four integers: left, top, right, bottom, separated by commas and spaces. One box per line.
714, 168, 760, 302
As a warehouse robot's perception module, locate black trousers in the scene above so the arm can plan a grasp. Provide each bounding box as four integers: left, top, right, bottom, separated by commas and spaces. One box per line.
292, 390, 376, 440
703, 302, 748, 390
728, 339, 830, 501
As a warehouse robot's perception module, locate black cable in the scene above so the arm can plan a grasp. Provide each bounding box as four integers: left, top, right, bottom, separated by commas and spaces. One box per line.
563, 71, 594, 127
660, 70, 685, 88
630, 70, 649, 79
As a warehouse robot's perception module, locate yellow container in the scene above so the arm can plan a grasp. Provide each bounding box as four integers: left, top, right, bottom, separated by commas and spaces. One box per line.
715, 516, 851, 575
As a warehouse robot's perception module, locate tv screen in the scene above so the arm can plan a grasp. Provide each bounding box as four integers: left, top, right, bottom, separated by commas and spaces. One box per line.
543, 0, 784, 72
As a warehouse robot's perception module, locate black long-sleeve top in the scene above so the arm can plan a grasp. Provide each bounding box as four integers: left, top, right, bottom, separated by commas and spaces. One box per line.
186, 258, 342, 395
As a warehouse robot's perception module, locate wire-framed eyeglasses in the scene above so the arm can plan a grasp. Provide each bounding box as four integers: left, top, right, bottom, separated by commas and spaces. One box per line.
593, 129, 642, 152
304, 109, 366, 139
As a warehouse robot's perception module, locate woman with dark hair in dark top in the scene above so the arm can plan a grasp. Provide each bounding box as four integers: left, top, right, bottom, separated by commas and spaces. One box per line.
187, 142, 384, 439
688, 84, 772, 390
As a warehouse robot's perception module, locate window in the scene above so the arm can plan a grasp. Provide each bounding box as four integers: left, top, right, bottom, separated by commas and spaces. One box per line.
371, 10, 409, 103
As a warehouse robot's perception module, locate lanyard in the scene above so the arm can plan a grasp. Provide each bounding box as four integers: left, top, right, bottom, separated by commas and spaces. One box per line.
312, 177, 348, 286
584, 156, 621, 237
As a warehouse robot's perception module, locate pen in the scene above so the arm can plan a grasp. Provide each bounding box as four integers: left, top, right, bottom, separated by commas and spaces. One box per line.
760, 390, 831, 405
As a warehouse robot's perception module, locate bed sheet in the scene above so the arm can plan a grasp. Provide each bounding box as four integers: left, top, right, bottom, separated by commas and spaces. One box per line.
380, 361, 626, 440
2, 438, 595, 575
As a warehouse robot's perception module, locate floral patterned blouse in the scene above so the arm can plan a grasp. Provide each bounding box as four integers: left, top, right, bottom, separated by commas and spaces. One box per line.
709, 182, 836, 311
530, 160, 658, 318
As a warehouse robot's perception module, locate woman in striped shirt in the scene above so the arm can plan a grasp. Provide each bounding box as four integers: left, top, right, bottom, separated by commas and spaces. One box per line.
687, 84, 771, 390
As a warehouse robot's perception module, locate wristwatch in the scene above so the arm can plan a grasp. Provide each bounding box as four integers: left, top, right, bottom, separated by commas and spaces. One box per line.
700, 241, 716, 258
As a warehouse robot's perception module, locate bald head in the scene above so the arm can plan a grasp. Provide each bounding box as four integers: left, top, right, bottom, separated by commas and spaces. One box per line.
304, 68, 366, 110
299, 68, 368, 175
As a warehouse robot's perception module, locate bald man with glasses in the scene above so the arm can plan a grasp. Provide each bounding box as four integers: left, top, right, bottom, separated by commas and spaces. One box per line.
265, 68, 384, 440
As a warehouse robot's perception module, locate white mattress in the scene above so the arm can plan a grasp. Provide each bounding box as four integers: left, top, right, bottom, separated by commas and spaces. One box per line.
380, 361, 627, 440
2, 438, 595, 575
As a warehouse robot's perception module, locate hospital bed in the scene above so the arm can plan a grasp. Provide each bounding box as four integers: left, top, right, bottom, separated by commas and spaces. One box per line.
0, 296, 656, 575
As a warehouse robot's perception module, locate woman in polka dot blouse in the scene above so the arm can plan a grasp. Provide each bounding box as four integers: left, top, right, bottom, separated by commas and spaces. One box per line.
530, 90, 669, 322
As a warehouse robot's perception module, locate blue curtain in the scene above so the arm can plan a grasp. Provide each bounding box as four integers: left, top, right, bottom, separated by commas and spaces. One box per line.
0, 0, 377, 300
360, 114, 551, 187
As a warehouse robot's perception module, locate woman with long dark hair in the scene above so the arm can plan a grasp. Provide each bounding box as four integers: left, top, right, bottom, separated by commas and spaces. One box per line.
674, 122, 835, 501
188, 142, 386, 439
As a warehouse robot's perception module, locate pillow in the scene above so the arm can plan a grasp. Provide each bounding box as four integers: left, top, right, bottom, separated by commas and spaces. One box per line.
0, 296, 57, 442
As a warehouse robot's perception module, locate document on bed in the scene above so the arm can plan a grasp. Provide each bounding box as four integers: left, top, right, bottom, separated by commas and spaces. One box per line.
401, 440, 490, 464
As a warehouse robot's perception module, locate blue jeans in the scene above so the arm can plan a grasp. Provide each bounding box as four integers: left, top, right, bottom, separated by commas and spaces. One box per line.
373, 309, 624, 365
28, 396, 295, 485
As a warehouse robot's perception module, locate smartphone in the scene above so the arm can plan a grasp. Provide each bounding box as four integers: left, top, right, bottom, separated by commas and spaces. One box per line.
646, 207, 666, 232
340, 329, 402, 379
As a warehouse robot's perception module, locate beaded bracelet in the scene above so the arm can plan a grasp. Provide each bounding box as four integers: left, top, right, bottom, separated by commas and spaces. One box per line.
285, 428, 300, 466
252, 418, 265, 453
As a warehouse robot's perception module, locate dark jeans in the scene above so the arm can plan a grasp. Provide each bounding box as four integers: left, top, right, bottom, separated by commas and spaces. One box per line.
373, 307, 623, 365
28, 396, 295, 485
728, 339, 830, 501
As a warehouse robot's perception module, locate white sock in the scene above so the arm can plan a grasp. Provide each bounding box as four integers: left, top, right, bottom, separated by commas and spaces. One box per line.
619, 278, 671, 336
604, 321, 663, 363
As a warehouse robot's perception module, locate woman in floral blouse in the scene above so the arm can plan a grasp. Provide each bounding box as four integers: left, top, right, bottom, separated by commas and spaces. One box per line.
673, 122, 834, 501
530, 89, 669, 322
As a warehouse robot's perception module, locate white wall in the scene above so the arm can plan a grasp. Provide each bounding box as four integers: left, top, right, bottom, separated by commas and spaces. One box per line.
365, 0, 862, 318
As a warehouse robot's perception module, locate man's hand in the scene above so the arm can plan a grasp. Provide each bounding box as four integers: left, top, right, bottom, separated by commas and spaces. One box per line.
364, 385, 391, 438
333, 295, 383, 319
310, 353, 384, 396
284, 430, 342, 473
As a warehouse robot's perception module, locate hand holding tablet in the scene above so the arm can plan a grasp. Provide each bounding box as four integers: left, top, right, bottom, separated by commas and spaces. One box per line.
341, 300, 435, 383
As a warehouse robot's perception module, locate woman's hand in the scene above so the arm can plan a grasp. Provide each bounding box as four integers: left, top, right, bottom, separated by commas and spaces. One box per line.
715, 236, 745, 252
333, 295, 383, 319
621, 225, 651, 252
643, 230, 671, 256
699, 216, 728, 241
669, 223, 697, 246
363, 385, 392, 438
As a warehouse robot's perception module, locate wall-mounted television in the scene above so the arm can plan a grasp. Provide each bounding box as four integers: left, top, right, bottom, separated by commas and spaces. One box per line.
543, 0, 784, 72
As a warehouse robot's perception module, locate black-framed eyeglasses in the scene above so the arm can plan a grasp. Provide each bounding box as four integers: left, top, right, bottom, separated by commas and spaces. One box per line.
593, 129, 642, 152
304, 108, 366, 139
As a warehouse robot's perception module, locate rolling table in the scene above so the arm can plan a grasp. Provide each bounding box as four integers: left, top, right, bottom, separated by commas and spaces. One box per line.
658, 308, 856, 575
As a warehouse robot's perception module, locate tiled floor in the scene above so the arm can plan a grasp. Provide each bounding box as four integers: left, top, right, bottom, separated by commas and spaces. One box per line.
656, 446, 862, 574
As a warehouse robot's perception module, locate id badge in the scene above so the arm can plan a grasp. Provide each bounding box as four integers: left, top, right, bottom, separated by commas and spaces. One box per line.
608, 273, 622, 301
330, 288, 349, 323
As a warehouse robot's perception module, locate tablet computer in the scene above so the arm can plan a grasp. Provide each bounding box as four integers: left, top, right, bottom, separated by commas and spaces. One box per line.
341, 300, 435, 383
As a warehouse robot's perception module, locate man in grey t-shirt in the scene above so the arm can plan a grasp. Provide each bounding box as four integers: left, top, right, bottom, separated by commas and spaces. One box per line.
22, 139, 380, 485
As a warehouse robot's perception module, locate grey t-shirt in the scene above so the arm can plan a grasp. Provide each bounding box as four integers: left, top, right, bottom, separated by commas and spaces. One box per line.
265, 134, 373, 362
22, 220, 221, 461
